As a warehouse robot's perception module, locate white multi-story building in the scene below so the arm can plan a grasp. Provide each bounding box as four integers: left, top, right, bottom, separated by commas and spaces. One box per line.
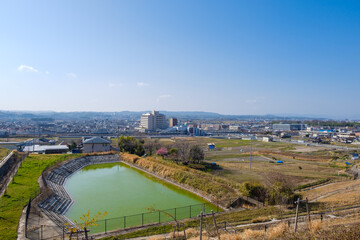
140, 110, 167, 131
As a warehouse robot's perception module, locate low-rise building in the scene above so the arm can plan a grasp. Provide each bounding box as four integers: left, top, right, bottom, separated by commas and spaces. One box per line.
23, 145, 69, 154
82, 137, 111, 153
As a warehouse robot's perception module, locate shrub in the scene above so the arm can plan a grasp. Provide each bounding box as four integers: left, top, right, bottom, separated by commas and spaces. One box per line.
156, 147, 168, 159
239, 182, 267, 203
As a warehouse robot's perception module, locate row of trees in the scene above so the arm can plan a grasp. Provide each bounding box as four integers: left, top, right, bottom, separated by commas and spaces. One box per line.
117, 136, 205, 165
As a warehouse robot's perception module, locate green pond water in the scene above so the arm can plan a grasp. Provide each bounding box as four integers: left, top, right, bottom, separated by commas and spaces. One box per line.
64, 162, 216, 233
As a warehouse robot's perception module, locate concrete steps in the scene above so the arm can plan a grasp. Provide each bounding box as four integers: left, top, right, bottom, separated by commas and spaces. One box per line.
38, 154, 120, 226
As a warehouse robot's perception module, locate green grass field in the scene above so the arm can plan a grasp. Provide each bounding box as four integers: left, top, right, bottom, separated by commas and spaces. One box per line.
0, 147, 11, 160
0, 153, 82, 239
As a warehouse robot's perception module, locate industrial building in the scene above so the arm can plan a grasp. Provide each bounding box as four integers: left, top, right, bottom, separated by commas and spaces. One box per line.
23, 145, 69, 154
272, 124, 306, 131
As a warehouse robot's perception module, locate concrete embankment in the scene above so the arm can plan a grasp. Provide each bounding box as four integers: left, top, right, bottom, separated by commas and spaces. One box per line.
37, 154, 120, 227
0, 151, 27, 197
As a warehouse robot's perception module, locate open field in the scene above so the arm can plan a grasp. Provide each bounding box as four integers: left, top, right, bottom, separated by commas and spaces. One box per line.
187, 138, 352, 188
0, 153, 82, 239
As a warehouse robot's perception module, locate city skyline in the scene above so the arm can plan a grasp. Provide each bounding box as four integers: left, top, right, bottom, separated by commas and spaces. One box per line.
0, 0, 359, 118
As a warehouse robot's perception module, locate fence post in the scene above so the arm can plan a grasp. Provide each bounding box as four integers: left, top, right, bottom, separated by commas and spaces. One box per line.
306, 197, 311, 228
211, 210, 220, 239
203, 203, 206, 213
175, 208, 177, 221
294, 198, 300, 232
124, 216, 126, 229
105, 219, 107, 234
189, 205, 192, 218
142, 213, 144, 226
159, 211, 161, 223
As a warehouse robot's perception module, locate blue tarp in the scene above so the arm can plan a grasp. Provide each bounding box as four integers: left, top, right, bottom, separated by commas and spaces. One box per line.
345, 162, 351, 165
276, 160, 283, 163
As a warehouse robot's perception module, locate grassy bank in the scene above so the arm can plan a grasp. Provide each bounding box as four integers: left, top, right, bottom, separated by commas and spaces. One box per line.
0, 147, 11, 160
0, 153, 82, 239
121, 153, 239, 201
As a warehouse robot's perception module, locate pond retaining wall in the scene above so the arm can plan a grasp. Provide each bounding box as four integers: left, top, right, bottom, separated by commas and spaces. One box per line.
38, 154, 120, 227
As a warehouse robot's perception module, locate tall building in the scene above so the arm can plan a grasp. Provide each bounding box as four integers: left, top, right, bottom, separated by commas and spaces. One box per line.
169, 117, 178, 127
140, 110, 167, 131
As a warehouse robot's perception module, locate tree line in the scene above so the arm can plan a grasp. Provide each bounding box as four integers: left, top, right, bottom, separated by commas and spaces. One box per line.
117, 135, 205, 165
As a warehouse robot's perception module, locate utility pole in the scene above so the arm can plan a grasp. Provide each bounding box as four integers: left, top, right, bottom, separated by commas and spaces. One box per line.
250, 137, 252, 170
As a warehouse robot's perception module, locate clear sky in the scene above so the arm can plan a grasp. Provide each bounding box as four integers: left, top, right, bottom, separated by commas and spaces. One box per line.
0, 0, 359, 118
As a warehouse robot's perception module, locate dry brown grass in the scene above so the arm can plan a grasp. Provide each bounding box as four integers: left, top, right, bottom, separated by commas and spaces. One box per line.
261, 151, 331, 162
148, 236, 165, 240
214, 158, 339, 186
303, 179, 360, 201
251, 216, 269, 223
267, 222, 289, 239
316, 185, 360, 206
120, 153, 238, 201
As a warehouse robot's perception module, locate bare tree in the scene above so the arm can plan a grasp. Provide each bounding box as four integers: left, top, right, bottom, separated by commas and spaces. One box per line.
144, 139, 161, 156
174, 140, 191, 164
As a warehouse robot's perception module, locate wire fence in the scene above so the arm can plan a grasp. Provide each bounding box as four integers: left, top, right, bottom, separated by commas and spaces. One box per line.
87, 202, 217, 234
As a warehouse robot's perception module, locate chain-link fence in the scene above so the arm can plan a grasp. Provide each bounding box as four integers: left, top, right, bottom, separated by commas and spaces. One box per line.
87, 202, 217, 234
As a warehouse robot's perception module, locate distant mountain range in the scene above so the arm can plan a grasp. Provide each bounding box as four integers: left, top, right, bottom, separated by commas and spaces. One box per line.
0, 110, 334, 121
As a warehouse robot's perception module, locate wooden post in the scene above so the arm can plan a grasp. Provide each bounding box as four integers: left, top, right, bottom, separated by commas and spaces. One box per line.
142, 213, 144, 226
172, 225, 176, 240
306, 197, 311, 228
294, 198, 300, 232
190, 205, 192, 218
183, 224, 187, 239
159, 211, 161, 223
211, 210, 220, 240
200, 212, 203, 240
124, 216, 126, 229
84, 227, 88, 240
175, 208, 177, 221
105, 219, 107, 234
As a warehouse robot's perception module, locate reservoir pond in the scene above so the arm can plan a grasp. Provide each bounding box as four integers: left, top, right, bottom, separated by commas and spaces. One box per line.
64, 162, 216, 233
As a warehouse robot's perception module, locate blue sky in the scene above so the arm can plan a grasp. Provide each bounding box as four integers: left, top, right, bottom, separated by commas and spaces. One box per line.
0, 0, 359, 118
